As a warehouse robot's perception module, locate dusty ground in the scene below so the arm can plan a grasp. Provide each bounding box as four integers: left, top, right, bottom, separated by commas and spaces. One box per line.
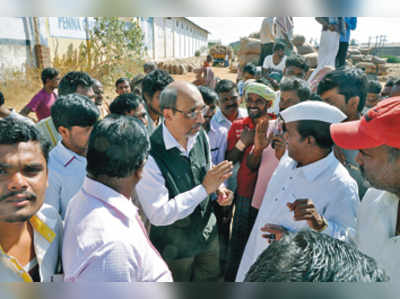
171, 66, 237, 82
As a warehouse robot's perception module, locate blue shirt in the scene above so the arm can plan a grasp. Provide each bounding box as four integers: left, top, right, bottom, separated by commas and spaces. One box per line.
340, 17, 357, 42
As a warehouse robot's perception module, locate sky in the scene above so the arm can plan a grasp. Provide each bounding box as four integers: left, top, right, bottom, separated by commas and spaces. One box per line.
187, 17, 400, 46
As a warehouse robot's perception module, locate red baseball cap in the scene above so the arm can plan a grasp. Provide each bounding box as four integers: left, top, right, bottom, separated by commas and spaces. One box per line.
330, 97, 400, 150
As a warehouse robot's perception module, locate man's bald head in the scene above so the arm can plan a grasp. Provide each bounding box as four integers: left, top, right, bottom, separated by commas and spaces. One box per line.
160, 81, 203, 111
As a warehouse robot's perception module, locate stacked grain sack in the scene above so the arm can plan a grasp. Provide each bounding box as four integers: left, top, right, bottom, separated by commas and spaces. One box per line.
348, 47, 389, 76
156, 57, 202, 75
292, 34, 318, 69
238, 37, 261, 69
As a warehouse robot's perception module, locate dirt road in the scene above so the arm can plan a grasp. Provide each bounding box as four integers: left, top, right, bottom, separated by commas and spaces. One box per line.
171, 66, 237, 82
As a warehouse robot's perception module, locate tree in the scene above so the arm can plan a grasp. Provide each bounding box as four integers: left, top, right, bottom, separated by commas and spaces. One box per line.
84, 17, 144, 81
54, 17, 145, 84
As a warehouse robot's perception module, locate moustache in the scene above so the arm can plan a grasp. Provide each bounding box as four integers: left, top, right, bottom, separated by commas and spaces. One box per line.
0, 190, 36, 202
186, 123, 202, 136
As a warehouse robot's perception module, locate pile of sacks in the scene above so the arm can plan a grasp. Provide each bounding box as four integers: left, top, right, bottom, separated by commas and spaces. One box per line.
292, 34, 318, 69
347, 47, 389, 76
209, 45, 233, 58
292, 34, 316, 56
156, 57, 204, 75
238, 37, 262, 68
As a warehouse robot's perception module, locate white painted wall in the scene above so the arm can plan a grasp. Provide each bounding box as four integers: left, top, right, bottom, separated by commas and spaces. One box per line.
0, 17, 30, 71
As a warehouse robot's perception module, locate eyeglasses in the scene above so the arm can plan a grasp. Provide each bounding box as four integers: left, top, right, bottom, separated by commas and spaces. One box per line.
172, 106, 208, 119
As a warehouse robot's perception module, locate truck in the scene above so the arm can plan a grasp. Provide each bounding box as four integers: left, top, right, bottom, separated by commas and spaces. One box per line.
209, 45, 233, 67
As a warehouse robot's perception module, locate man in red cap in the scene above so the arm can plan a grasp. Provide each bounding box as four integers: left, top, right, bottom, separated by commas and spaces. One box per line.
330, 97, 400, 281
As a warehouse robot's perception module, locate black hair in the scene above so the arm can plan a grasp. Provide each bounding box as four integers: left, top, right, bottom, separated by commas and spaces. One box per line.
86, 114, 150, 178
285, 55, 309, 72
309, 93, 324, 102
115, 78, 130, 88
58, 71, 94, 96
0, 91, 4, 106
0, 117, 50, 162
215, 79, 237, 94
198, 86, 219, 106
368, 80, 382, 94
142, 69, 174, 102
317, 68, 368, 112
51, 94, 99, 130
297, 120, 334, 149
244, 230, 389, 282
41, 67, 59, 85
256, 78, 274, 89
109, 93, 144, 115
280, 77, 311, 102
273, 41, 285, 52
384, 78, 395, 87
243, 63, 257, 76
143, 62, 156, 73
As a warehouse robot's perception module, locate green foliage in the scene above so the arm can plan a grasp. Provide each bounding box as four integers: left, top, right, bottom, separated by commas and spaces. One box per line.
195, 50, 200, 57
53, 17, 145, 86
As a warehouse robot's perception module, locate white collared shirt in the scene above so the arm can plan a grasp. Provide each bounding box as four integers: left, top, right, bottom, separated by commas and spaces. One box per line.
63, 177, 172, 282
207, 122, 228, 165
357, 188, 400, 281
236, 151, 359, 281
210, 107, 247, 192
0, 204, 63, 282
210, 107, 248, 132
136, 123, 210, 226
45, 141, 87, 219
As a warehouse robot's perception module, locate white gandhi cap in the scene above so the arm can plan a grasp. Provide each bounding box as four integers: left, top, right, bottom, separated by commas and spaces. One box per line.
280, 101, 347, 124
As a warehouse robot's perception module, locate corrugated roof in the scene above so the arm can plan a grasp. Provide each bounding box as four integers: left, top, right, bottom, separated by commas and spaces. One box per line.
182, 17, 210, 34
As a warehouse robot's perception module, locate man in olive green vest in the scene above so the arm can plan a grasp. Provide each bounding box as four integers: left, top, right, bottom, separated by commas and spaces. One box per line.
136, 81, 234, 281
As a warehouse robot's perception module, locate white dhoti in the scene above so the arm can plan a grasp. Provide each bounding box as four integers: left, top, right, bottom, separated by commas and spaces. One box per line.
308, 30, 340, 83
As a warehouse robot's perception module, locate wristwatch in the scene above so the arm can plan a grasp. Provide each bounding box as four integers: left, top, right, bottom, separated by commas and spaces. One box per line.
313, 216, 328, 232
235, 139, 247, 151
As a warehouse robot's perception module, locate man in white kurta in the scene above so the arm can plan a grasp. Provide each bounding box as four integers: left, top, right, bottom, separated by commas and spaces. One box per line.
236, 101, 360, 281
330, 97, 400, 280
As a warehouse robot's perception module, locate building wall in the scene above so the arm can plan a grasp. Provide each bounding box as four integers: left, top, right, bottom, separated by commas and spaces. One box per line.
0, 17, 33, 72
46, 17, 90, 61
0, 17, 208, 71
149, 17, 208, 60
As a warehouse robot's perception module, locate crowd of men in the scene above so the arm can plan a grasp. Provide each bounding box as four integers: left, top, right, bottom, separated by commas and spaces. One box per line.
1, 36, 400, 283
